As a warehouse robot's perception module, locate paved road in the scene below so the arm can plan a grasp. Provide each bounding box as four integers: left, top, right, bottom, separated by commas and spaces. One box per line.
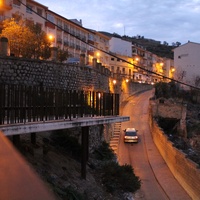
117, 90, 191, 200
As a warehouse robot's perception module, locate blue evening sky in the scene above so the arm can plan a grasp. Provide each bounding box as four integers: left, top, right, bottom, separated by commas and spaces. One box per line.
37, 0, 200, 45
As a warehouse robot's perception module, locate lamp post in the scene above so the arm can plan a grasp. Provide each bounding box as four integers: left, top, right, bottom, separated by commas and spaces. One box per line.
48, 34, 57, 61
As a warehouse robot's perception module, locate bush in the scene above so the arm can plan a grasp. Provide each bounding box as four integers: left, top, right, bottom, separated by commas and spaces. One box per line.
94, 141, 116, 161
101, 161, 141, 194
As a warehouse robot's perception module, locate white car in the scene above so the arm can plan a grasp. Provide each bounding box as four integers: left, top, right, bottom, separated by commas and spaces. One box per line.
124, 128, 138, 143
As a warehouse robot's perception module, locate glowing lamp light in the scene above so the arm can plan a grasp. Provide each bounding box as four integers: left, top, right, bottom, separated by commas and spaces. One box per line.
113, 80, 116, 85
48, 34, 54, 41
171, 68, 175, 72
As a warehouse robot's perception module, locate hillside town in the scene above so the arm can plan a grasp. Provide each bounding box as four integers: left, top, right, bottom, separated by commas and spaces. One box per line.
0, 0, 199, 89
0, 1, 200, 200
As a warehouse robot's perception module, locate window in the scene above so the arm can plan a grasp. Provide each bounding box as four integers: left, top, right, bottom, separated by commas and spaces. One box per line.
26, 4, 33, 14
182, 71, 186, 77
57, 19, 62, 28
37, 8, 43, 16
111, 58, 114, 61
13, 0, 21, 6
36, 23, 42, 31
47, 14, 54, 23
64, 23, 68, 31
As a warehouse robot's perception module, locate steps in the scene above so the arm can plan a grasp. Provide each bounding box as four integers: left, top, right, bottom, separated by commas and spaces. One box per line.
109, 122, 121, 155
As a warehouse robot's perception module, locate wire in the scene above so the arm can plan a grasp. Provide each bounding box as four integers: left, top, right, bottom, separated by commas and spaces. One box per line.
16, 0, 200, 91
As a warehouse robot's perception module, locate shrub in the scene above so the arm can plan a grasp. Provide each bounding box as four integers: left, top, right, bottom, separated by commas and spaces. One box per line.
101, 161, 141, 193
94, 141, 116, 161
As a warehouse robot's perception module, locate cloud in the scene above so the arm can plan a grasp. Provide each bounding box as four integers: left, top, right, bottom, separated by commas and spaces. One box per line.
39, 0, 200, 44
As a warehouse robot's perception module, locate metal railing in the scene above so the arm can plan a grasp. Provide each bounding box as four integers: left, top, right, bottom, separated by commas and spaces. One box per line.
0, 84, 119, 125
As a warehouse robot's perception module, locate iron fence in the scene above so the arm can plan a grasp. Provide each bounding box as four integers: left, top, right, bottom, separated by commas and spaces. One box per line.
0, 84, 119, 125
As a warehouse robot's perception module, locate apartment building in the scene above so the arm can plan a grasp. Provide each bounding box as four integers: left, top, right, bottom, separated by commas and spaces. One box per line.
0, 0, 47, 28
173, 41, 200, 89
109, 37, 134, 80
87, 30, 110, 67
0, 0, 110, 65
132, 43, 158, 83
45, 9, 90, 59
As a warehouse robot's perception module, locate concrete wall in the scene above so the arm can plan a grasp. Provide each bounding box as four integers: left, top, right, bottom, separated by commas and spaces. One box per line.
149, 111, 200, 199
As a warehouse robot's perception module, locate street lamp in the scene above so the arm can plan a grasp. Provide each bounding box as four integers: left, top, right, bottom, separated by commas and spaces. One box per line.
48, 34, 54, 47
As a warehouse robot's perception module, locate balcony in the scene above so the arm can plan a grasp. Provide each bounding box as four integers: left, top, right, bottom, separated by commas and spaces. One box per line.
64, 41, 69, 46
76, 45, 80, 50
81, 36, 86, 42
69, 43, 75, 48
87, 50, 94, 56
63, 26, 69, 32
45, 21, 55, 29
57, 24, 63, 31
57, 38, 62, 44
88, 39, 94, 45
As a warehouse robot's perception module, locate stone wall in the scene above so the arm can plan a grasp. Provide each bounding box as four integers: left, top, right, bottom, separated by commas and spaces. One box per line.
0, 56, 110, 92
149, 110, 200, 199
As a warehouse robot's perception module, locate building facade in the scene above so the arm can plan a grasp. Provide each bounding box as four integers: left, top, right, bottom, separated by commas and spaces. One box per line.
173, 41, 200, 89
0, 0, 172, 85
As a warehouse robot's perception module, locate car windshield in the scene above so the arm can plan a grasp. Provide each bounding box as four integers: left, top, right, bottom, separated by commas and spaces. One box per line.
125, 131, 137, 136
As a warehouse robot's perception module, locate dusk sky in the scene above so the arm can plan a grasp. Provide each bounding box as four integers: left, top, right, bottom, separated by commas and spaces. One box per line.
38, 0, 200, 45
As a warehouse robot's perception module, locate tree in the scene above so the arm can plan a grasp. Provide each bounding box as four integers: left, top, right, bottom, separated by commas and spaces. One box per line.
176, 41, 181, 47
0, 18, 34, 57
57, 47, 69, 63
26, 22, 51, 59
163, 41, 168, 46
0, 18, 51, 59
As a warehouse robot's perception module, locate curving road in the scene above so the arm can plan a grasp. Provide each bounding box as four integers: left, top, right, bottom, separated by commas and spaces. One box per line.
117, 90, 191, 200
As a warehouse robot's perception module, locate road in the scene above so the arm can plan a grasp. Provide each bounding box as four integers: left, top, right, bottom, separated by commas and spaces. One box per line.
117, 90, 191, 200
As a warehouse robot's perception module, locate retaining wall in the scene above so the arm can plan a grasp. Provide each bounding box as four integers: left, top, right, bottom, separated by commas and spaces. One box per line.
0, 56, 110, 92
149, 109, 200, 199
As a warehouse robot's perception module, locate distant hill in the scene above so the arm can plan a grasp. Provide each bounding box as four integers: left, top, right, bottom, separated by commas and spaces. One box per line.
99, 31, 175, 59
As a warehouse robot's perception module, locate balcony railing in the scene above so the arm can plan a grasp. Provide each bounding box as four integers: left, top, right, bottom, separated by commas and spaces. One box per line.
0, 84, 119, 125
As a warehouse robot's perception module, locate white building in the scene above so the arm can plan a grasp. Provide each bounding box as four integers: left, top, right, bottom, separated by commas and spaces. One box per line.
173, 42, 200, 89
109, 37, 132, 57
108, 37, 134, 80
